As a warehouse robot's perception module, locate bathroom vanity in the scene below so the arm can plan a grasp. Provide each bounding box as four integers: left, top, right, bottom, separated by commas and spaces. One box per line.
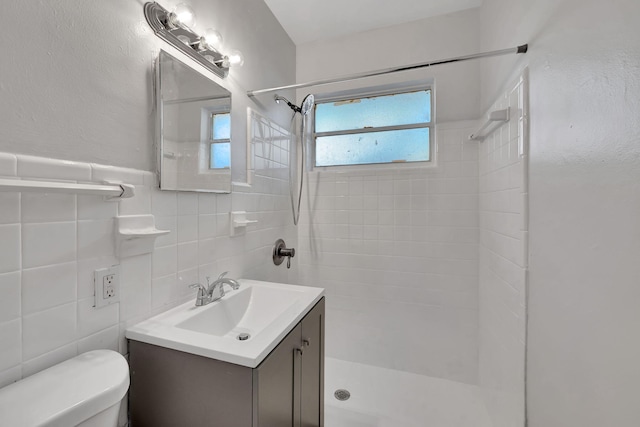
126, 280, 325, 427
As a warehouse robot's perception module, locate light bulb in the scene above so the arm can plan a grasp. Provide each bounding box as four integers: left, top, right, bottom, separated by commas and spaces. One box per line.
203, 29, 223, 51
177, 35, 191, 45
225, 49, 244, 67
170, 3, 196, 29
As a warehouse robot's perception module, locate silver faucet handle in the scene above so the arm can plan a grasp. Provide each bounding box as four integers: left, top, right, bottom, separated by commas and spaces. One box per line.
189, 283, 209, 306
217, 271, 229, 280
189, 283, 206, 292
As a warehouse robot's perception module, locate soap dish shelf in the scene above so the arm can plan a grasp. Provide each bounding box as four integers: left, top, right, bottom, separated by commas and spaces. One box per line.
230, 211, 258, 237
116, 214, 170, 257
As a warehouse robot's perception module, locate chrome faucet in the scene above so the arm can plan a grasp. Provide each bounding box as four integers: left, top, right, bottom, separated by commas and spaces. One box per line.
189, 272, 240, 306
207, 272, 240, 300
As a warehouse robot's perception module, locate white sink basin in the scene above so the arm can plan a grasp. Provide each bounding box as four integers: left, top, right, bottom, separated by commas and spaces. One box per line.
126, 279, 324, 368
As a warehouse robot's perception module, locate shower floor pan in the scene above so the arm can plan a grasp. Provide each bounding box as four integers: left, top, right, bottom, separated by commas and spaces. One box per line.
325, 358, 492, 427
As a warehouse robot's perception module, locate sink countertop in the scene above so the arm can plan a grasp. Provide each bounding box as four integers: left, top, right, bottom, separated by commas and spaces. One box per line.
125, 279, 324, 368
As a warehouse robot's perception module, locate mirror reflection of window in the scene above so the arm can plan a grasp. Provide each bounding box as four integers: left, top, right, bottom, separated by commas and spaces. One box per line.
210, 112, 231, 169
156, 50, 232, 193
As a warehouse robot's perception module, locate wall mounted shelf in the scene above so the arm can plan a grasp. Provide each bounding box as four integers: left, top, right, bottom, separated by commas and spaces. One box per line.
116, 214, 170, 257
229, 211, 257, 237
469, 107, 511, 141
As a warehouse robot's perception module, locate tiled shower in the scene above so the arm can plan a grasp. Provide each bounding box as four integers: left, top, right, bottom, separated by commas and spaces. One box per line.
298, 122, 481, 383
297, 72, 528, 426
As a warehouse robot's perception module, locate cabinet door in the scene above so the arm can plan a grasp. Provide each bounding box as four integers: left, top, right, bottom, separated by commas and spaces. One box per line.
300, 298, 325, 427
254, 323, 303, 427
129, 341, 253, 427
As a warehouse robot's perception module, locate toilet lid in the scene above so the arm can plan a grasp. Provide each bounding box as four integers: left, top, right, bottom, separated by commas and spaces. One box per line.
0, 350, 129, 427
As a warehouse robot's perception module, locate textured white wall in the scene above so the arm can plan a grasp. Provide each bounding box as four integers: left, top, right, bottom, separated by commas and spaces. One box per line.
0, 0, 295, 181
296, 8, 482, 122
480, 0, 640, 426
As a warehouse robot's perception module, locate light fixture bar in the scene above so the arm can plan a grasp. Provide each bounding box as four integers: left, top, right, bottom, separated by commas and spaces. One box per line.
247, 44, 528, 97
143, 2, 228, 78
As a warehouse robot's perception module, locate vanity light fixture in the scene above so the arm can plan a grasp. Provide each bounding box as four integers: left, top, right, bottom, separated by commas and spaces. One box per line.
143, 2, 244, 78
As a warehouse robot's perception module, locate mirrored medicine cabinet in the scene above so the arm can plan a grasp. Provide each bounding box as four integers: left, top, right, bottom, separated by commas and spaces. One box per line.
156, 50, 232, 193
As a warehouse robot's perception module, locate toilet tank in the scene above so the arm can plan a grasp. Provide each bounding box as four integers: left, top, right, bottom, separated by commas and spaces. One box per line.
0, 350, 129, 427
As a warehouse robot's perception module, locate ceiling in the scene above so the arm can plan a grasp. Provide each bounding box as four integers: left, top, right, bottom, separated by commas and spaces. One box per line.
264, 0, 483, 45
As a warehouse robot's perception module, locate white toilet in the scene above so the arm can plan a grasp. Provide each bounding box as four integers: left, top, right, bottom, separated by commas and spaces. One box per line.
0, 350, 129, 427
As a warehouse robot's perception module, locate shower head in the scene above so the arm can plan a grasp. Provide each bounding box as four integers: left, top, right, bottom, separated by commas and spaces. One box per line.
274, 93, 315, 115
300, 94, 315, 116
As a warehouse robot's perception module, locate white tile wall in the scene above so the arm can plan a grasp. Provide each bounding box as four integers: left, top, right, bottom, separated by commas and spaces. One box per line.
22, 222, 76, 268
0, 225, 21, 273
247, 108, 292, 185
0, 320, 21, 372
298, 123, 480, 384
477, 71, 528, 427
0, 272, 20, 323
22, 262, 77, 314
22, 302, 77, 360
242, 109, 297, 282
0, 122, 297, 386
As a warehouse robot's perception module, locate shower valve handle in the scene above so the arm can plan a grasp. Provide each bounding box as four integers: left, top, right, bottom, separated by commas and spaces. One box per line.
273, 239, 295, 269
278, 247, 295, 258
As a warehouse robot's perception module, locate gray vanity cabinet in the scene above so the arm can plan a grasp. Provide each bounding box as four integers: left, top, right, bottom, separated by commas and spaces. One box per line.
253, 323, 301, 427
129, 297, 324, 427
253, 297, 324, 427
300, 297, 324, 427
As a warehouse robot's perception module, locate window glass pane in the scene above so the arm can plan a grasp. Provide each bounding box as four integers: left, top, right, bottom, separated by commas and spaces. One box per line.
212, 113, 230, 140
210, 142, 230, 169
315, 128, 430, 167
315, 90, 430, 133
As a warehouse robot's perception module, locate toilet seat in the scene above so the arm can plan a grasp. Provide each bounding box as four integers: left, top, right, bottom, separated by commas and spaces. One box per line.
0, 350, 129, 427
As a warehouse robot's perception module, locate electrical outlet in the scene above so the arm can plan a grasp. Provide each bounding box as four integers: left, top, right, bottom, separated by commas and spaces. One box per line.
95, 266, 120, 308
103, 274, 116, 299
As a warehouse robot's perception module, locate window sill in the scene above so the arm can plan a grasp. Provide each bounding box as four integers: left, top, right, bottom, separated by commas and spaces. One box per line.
309, 160, 439, 175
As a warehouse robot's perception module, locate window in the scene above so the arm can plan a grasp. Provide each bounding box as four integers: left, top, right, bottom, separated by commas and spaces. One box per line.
210, 112, 231, 169
314, 89, 432, 167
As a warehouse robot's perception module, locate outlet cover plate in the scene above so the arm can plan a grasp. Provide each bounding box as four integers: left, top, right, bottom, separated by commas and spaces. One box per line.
94, 265, 120, 308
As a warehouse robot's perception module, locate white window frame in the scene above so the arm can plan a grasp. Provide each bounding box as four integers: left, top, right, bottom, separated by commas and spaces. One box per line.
208, 111, 231, 170
312, 85, 435, 170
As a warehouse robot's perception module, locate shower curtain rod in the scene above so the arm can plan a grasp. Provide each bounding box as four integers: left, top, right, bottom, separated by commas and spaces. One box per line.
247, 44, 528, 97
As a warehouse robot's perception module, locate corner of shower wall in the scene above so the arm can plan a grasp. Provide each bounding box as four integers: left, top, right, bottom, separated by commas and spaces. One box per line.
477, 69, 529, 427
243, 108, 299, 285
